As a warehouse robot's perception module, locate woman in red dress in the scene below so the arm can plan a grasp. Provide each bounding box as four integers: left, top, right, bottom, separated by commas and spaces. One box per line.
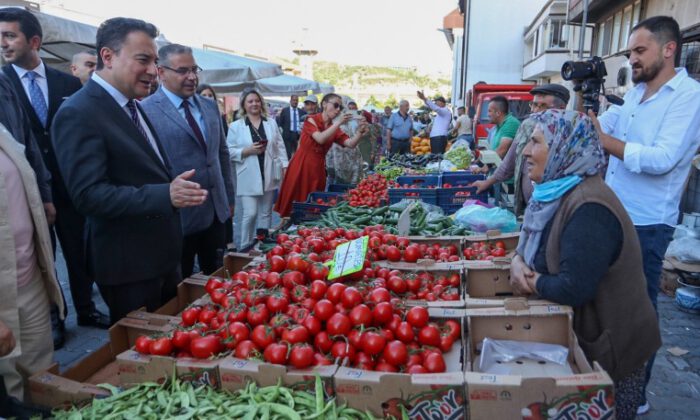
275, 94, 368, 217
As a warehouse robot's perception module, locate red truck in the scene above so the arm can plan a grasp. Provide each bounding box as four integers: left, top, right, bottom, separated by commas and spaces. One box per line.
466, 83, 535, 149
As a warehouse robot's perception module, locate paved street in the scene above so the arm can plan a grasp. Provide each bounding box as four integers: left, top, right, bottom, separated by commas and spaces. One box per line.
53, 246, 699, 419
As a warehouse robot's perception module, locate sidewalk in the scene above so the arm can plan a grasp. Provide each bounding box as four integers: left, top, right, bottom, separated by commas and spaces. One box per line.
53, 248, 699, 419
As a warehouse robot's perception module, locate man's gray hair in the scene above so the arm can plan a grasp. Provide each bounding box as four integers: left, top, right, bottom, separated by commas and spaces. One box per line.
552, 96, 567, 109
72, 49, 97, 64
399, 100, 409, 107
158, 44, 193, 66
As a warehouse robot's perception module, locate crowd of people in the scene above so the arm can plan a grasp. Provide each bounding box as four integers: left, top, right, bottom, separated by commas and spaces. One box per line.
0, 7, 698, 419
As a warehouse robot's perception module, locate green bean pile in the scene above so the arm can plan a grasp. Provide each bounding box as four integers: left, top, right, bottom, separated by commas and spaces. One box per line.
52, 375, 379, 420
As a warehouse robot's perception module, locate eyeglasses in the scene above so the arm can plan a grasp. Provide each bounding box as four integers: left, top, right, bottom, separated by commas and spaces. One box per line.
160, 65, 203, 76
330, 102, 344, 111
530, 102, 549, 111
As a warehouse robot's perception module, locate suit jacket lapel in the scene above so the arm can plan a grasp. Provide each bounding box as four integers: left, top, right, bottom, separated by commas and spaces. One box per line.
45, 67, 63, 125
86, 81, 171, 179
2, 65, 42, 130
194, 95, 218, 158
155, 89, 203, 150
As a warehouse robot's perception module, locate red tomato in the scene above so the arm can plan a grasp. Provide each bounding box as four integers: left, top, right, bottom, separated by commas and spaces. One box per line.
326, 313, 352, 336
282, 325, 310, 344
423, 352, 446, 373
171, 330, 191, 350
246, 304, 270, 326
314, 331, 333, 353
264, 342, 289, 365
403, 245, 421, 263
289, 344, 315, 368
181, 307, 201, 327
406, 306, 429, 328
387, 276, 407, 294
326, 283, 347, 304
266, 294, 289, 314
418, 324, 441, 347
386, 246, 402, 262
341, 287, 362, 309
190, 335, 223, 359
349, 304, 373, 327
234, 340, 259, 359
269, 255, 286, 273
227, 322, 250, 345
372, 302, 394, 325
369, 287, 391, 304
444, 319, 461, 341
135, 336, 153, 354
395, 321, 415, 343
301, 315, 321, 336
313, 299, 335, 321
331, 340, 356, 362
309, 280, 328, 300
251, 324, 276, 349
406, 364, 428, 374
383, 340, 408, 366
361, 331, 386, 356
204, 278, 222, 295
308, 264, 329, 282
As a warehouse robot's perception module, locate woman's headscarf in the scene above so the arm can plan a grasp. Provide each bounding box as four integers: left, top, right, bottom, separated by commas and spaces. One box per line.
516, 109, 606, 267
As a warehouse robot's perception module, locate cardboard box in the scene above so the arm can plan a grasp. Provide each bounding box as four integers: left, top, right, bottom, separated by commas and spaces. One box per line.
219, 357, 338, 397
385, 267, 466, 308
154, 276, 209, 316
29, 344, 117, 408
110, 313, 221, 388
464, 231, 520, 251
373, 259, 464, 271
334, 308, 468, 419
464, 302, 614, 419
407, 235, 464, 251
28, 310, 172, 408
210, 252, 260, 279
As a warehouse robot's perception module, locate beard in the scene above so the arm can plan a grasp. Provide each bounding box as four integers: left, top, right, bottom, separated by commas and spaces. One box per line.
632, 54, 665, 83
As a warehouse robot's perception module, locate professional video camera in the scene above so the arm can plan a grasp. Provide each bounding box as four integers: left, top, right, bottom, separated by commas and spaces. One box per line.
561, 56, 624, 114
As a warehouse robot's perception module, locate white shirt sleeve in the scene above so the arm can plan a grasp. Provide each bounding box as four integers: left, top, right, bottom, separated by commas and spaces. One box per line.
597, 104, 621, 135
623, 91, 700, 174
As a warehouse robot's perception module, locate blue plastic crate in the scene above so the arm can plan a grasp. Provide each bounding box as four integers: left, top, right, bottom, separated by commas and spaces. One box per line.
441, 172, 486, 188
291, 202, 330, 223
437, 186, 488, 214
388, 188, 439, 206
395, 175, 441, 188
327, 183, 355, 193
307, 191, 345, 204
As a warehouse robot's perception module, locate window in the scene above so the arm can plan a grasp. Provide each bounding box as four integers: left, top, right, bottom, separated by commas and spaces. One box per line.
681, 41, 700, 81
611, 12, 622, 54
594, 0, 642, 57
549, 20, 567, 49
620, 6, 633, 51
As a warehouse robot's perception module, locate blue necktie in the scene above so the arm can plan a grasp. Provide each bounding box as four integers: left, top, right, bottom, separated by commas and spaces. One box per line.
26, 71, 48, 127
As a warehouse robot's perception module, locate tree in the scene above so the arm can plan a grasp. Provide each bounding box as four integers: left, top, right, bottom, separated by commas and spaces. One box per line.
384, 94, 398, 109
365, 95, 381, 108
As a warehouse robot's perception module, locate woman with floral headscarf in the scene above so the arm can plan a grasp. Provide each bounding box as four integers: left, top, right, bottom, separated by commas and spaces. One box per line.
510, 109, 660, 420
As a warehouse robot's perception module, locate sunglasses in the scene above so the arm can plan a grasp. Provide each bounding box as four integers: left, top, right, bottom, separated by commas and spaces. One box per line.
329, 101, 344, 111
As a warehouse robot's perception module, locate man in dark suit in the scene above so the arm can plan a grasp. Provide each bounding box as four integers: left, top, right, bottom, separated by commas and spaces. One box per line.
0, 8, 109, 341
276, 94, 306, 159
141, 44, 235, 277
51, 17, 208, 323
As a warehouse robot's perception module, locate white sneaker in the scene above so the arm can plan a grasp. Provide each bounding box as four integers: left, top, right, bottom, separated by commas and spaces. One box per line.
637, 402, 650, 415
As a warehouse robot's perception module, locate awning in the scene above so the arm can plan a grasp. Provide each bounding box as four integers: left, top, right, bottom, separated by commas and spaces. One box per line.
193, 48, 283, 88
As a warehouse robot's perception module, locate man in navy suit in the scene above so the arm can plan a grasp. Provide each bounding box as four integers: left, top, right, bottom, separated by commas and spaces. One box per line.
276, 95, 306, 159
52, 17, 208, 323
0, 8, 109, 343
141, 44, 235, 277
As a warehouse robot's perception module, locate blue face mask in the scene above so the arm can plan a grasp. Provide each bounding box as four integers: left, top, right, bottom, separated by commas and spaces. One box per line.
532, 175, 582, 202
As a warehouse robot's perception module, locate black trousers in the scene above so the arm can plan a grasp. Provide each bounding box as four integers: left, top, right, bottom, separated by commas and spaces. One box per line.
390, 139, 410, 155
98, 268, 180, 324
53, 200, 95, 316
181, 218, 226, 277
430, 135, 448, 154
283, 132, 300, 159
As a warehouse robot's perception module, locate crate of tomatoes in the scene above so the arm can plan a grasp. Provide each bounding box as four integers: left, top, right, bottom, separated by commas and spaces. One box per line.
388, 175, 441, 206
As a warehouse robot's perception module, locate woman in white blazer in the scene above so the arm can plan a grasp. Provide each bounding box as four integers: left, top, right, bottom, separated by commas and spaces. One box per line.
227, 89, 289, 249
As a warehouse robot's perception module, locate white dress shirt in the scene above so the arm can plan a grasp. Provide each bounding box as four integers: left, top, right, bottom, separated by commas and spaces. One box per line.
599, 68, 700, 226
424, 99, 452, 137
91, 73, 164, 163
12, 62, 49, 106
290, 107, 300, 133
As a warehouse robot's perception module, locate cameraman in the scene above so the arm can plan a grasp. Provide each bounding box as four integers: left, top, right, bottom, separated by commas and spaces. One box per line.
587, 16, 700, 415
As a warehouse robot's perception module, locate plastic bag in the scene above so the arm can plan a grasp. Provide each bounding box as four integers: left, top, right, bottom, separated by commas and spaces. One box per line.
666, 237, 700, 263
455, 204, 518, 233
478, 338, 570, 374
426, 160, 458, 172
